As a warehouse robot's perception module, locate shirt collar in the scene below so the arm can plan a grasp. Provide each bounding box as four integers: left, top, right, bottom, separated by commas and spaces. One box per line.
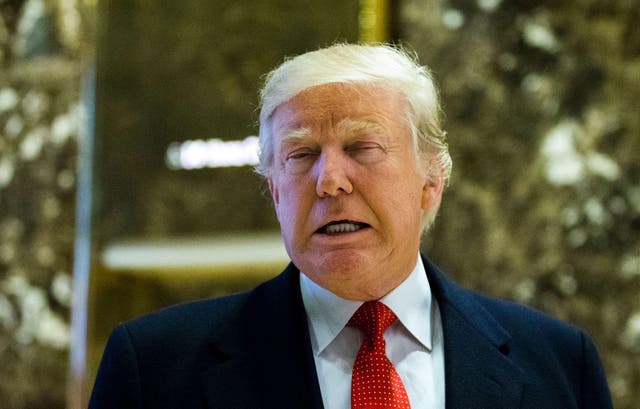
300, 254, 433, 356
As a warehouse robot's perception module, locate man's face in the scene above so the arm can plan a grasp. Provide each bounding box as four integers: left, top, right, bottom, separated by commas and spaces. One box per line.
268, 82, 443, 300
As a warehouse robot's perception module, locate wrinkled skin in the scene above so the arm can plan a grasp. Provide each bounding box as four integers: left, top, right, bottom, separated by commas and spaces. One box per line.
268, 82, 444, 301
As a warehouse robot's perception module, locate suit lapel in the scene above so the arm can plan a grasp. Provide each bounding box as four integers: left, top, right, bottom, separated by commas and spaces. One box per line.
201, 264, 324, 409
423, 256, 525, 409
200, 302, 260, 409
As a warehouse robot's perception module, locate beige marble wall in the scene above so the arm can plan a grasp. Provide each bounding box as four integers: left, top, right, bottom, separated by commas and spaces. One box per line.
400, 1, 640, 408
0, 0, 94, 407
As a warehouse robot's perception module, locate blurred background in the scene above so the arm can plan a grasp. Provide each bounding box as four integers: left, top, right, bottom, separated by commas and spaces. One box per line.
0, 0, 638, 408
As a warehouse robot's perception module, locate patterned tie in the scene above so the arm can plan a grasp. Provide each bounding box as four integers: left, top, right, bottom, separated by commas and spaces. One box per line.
348, 301, 412, 409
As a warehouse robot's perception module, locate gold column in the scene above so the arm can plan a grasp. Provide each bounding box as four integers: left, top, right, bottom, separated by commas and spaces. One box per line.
359, 0, 390, 43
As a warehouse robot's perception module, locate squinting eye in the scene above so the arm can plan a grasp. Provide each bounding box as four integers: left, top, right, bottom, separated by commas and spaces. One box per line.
286, 150, 317, 161
350, 145, 378, 152
346, 140, 384, 151
288, 152, 312, 160
283, 149, 317, 174
346, 143, 386, 163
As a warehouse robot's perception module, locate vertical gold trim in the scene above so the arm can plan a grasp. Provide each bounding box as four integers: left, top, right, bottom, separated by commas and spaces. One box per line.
359, 0, 390, 43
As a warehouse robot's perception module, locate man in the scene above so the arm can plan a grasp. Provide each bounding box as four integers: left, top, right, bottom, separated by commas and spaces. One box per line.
89, 44, 613, 409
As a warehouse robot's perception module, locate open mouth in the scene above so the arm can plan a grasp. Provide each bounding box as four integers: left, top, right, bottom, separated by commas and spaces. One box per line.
316, 220, 370, 235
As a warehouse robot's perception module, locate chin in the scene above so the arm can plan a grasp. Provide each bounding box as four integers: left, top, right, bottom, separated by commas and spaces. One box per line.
296, 251, 379, 296
308, 249, 371, 273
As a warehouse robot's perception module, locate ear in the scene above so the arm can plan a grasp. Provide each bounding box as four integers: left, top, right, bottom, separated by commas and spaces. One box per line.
421, 172, 445, 211
268, 177, 279, 206
268, 177, 282, 222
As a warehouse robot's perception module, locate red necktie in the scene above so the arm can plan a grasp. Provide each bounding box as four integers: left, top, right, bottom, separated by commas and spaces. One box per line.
348, 301, 412, 409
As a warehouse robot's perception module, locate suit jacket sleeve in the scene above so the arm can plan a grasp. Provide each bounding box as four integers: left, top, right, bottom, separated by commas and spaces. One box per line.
580, 331, 613, 409
88, 324, 143, 409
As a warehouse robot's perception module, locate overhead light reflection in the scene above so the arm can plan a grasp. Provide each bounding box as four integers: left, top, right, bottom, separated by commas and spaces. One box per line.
165, 136, 259, 170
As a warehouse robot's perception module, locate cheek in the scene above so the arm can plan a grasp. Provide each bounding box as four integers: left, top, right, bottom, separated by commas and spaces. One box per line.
384, 172, 423, 201
381, 184, 425, 221
275, 186, 304, 223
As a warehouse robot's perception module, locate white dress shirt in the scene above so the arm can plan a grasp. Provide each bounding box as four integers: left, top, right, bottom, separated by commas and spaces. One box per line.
300, 255, 445, 409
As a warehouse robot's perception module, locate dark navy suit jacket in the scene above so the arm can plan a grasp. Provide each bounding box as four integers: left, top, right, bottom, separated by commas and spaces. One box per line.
89, 256, 613, 408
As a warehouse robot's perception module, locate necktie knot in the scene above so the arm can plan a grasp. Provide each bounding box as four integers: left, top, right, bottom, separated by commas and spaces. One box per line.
348, 301, 397, 345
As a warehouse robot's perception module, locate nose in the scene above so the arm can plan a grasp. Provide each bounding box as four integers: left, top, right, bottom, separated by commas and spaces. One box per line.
315, 150, 353, 197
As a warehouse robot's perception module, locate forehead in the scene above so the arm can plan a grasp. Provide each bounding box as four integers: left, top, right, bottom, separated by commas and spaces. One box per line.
269, 82, 408, 136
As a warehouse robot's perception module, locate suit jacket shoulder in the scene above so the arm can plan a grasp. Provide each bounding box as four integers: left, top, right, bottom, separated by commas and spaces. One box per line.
89, 265, 323, 409
422, 256, 613, 409
88, 291, 251, 409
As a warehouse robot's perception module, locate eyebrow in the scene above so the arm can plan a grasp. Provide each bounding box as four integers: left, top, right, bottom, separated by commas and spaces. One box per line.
335, 118, 386, 138
279, 127, 312, 146
278, 119, 386, 146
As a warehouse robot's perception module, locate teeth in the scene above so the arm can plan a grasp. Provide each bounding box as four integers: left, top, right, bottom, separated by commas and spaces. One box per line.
325, 222, 361, 234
